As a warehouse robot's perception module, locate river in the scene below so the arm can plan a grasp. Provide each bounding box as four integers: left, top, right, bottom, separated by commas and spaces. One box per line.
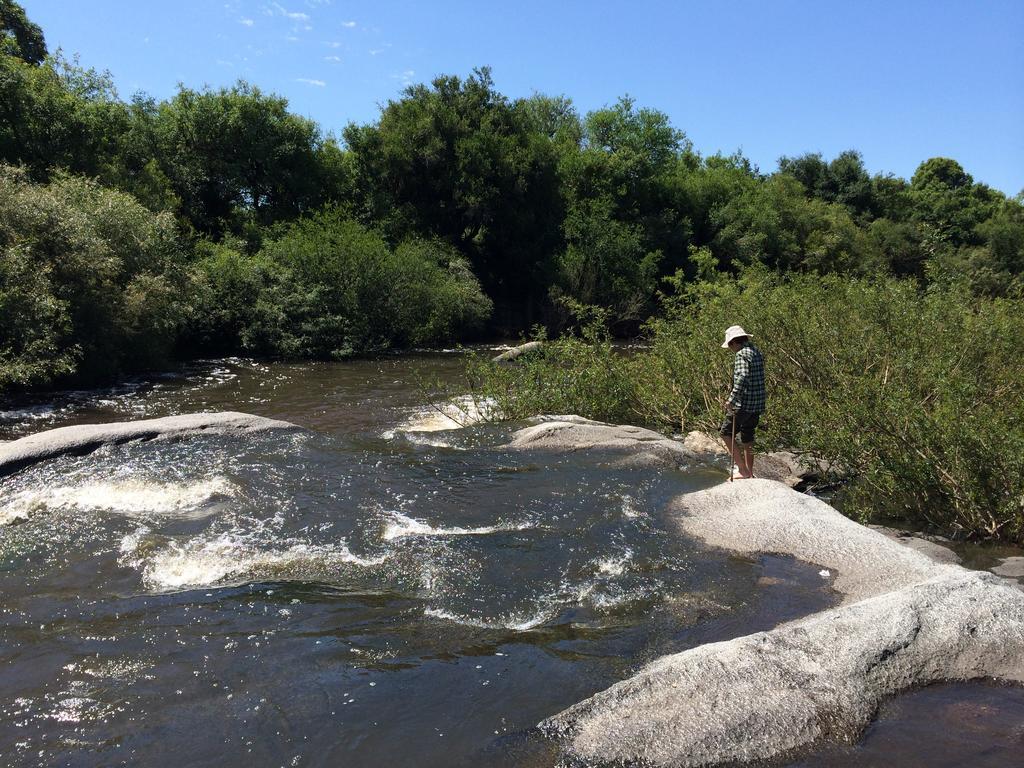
0, 354, 1021, 767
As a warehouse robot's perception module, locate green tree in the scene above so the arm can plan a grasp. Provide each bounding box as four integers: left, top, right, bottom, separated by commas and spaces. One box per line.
0, 51, 131, 181
343, 67, 563, 325
909, 157, 1000, 248
778, 150, 875, 219
0, 165, 191, 389
556, 97, 692, 327
188, 208, 493, 359
0, 0, 45, 64
713, 173, 881, 274
149, 82, 328, 236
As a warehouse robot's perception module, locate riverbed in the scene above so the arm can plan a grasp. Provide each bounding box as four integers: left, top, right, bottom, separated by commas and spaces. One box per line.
1, 354, 1021, 767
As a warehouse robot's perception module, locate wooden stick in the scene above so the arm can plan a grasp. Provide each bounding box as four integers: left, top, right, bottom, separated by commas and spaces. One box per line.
729, 409, 737, 482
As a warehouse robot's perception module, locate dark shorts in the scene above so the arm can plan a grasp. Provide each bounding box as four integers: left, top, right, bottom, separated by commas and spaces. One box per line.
720, 410, 761, 444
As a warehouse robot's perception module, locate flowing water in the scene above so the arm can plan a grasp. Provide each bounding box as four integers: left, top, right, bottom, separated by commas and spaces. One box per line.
0, 354, 1020, 767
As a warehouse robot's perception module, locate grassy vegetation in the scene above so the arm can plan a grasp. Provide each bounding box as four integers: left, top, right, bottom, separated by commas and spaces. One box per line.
454, 270, 1024, 544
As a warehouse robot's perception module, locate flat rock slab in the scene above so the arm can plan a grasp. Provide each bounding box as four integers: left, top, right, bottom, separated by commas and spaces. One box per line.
508, 418, 697, 469
674, 480, 953, 603
508, 419, 820, 485
992, 556, 1024, 580
869, 524, 963, 565
0, 411, 301, 478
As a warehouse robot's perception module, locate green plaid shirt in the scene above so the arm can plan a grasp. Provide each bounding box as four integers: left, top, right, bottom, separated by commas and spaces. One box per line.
728, 341, 766, 413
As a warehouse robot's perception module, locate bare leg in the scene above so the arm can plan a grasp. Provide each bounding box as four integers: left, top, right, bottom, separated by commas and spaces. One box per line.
728, 436, 745, 480
741, 442, 755, 478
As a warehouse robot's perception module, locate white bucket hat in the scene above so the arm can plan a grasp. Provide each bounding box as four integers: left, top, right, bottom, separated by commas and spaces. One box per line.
721, 325, 751, 348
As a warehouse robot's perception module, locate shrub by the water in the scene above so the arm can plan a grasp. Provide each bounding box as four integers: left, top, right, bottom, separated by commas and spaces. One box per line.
457, 271, 1024, 543
188, 209, 492, 359
0, 165, 190, 389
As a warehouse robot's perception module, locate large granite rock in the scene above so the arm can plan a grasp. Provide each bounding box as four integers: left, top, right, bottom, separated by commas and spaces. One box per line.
508, 417, 698, 469
543, 568, 1024, 767
508, 418, 828, 486
673, 480, 953, 603
532, 448, 1024, 766
0, 412, 301, 478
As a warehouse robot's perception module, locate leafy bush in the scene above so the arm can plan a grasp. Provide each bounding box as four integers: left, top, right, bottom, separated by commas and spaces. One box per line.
187, 209, 492, 359
462, 305, 638, 425
0, 165, 189, 389
457, 270, 1024, 543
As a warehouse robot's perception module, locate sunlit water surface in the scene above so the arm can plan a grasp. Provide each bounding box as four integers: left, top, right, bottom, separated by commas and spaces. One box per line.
0, 355, 1020, 767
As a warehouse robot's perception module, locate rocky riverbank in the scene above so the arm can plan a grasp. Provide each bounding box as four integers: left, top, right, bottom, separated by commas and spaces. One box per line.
507, 417, 1024, 767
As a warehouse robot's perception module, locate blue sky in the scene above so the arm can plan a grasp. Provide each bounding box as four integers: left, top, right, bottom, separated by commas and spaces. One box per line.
25, 0, 1024, 195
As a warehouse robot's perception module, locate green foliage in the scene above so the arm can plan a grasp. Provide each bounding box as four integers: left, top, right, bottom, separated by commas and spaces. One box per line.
0, 165, 190, 389
0, 0, 45, 64
460, 270, 1024, 542
462, 307, 638, 426
145, 82, 330, 236
555, 97, 692, 328
187, 210, 492, 359
343, 67, 564, 321
778, 149, 875, 219
0, 51, 130, 181
713, 174, 882, 273
649, 271, 1024, 542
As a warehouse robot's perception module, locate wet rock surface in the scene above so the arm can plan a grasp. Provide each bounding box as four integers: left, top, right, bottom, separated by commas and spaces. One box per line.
543, 570, 1024, 767
508, 418, 698, 469
992, 556, 1024, 580
0, 412, 300, 477
869, 524, 963, 565
519, 419, 1024, 767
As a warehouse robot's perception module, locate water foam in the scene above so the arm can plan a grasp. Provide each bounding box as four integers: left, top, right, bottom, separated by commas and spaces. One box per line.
382, 511, 533, 541
423, 606, 558, 632
140, 535, 387, 591
595, 550, 633, 577
0, 478, 234, 525
382, 395, 496, 438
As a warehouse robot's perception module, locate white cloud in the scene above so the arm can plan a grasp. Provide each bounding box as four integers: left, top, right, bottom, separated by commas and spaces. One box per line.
296, 78, 326, 87
327, 41, 341, 48
324, 55, 341, 62
342, 20, 356, 28
286, 35, 300, 41
272, 2, 309, 20
239, 18, 254, 26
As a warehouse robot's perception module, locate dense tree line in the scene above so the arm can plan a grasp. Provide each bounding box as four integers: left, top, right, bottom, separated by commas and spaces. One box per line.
1, 1, 1022, 391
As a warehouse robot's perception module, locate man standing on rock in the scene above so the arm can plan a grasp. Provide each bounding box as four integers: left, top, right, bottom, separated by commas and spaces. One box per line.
720, 325, 765, 479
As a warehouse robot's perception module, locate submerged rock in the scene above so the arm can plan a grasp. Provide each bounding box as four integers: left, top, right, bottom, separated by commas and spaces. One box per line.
0, 411, 301, 478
